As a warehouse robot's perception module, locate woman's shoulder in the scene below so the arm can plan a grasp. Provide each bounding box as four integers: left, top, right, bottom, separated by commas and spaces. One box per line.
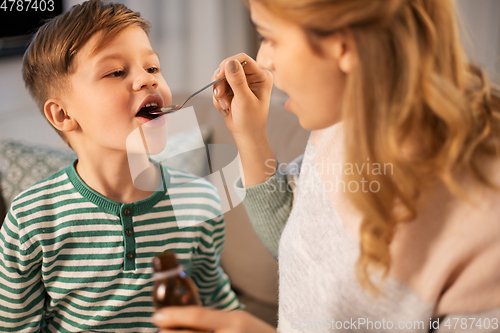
389, 154, 500, 315
427, 152, 500, 230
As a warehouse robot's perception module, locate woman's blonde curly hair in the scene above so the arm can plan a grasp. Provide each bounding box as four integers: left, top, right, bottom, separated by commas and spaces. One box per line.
253, 0, 500, 293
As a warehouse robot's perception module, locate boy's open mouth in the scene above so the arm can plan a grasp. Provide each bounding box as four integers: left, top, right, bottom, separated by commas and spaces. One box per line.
136, 102, 161, 120
136, 95, 164, 120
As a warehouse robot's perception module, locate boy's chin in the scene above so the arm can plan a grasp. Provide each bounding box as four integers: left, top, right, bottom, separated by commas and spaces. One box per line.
127, 116, 168, 156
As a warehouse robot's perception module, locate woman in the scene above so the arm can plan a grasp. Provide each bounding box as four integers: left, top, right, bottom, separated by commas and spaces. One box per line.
154, 0, 500, 332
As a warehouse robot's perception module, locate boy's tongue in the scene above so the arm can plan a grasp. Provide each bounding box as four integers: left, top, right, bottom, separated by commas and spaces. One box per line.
138, 113, 166, 127
136, 105, 159, 119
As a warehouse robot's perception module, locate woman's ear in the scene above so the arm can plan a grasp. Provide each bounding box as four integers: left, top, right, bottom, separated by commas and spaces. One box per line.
324, 28, 357, 74
44, 99, 78, 133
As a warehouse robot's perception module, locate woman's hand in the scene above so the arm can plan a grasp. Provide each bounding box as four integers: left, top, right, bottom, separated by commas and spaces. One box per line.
212, 53, 273, 141
152, 306, 278, 333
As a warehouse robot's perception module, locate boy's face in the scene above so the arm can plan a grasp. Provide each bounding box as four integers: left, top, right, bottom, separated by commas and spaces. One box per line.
62, 26, 172, 153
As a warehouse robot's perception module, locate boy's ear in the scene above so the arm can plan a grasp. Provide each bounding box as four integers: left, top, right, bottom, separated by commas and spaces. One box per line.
44, 99, 78, 133
323, 28, 357, 74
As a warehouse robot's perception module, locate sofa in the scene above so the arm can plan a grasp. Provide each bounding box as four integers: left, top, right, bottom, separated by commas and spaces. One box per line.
0, 93, 310, 326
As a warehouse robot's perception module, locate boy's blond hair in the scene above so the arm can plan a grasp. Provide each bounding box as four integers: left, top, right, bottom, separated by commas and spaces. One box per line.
22, 0, 150, 143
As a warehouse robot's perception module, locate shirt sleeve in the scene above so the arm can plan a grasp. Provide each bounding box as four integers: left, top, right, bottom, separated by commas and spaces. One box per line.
190, 214, 243, 310
233, 155, 303, 259
0, 209, 44, 332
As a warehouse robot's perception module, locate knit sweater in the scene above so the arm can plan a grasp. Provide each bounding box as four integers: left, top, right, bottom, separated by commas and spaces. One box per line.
0, 161, 241, 332
235, 122, 500, 333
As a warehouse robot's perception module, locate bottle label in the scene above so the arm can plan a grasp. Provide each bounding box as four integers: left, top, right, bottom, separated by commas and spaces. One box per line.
152, 265, 185, 280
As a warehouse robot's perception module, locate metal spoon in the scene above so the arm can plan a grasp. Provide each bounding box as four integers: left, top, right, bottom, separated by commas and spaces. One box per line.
151, 61, 247, 115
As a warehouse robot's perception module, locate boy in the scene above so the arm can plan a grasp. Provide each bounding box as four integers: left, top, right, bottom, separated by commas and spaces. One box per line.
0, 0, 241, 331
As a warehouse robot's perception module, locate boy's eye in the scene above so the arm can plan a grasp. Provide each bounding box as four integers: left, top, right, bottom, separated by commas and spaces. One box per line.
106, 70, 125, 78
147, 67, 159, 74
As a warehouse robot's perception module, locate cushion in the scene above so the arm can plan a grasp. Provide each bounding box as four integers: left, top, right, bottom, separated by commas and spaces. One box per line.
0, 181, 6, 222
0, 127, 212, 210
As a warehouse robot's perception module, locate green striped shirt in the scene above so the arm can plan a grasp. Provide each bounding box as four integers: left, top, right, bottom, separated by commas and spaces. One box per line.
0, 161, 241, 332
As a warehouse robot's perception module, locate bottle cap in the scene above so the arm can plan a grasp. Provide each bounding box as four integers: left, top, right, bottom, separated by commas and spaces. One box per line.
152, 251, 179, 272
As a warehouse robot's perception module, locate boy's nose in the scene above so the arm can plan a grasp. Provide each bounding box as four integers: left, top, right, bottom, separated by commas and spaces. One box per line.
133, 71, 158, 91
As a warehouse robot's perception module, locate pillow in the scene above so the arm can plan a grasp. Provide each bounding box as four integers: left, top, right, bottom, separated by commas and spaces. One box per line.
0, 180, 6, 222
0, 126, 212, 210
0, 141, 77, 209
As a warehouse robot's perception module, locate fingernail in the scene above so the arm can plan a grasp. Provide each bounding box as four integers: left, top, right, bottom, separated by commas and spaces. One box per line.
152, 312, 164, 322
228, 60, 238, 74
214, 86, 219, 98
220, 108, 228, 117
218, 99, 227, 110
214, 67, 220, 76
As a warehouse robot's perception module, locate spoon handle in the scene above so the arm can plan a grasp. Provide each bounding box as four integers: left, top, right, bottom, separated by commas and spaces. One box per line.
160, 61, 247, 114
179, 61, 247, 109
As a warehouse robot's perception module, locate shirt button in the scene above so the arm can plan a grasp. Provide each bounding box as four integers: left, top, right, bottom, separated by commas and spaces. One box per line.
124, 208, 132, 216
125, 228, 133, 237
126, 252, 135, 260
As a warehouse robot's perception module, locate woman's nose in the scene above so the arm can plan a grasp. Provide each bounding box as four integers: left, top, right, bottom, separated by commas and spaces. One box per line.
133, 70, 158, 91
256, 44, 273, 71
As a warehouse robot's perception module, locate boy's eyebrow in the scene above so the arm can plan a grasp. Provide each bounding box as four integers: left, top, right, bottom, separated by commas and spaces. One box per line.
95, 50, 159, 66
95, 54, 123, 66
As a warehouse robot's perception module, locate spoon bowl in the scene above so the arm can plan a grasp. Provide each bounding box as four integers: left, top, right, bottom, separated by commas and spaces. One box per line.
159, 104, 181, 114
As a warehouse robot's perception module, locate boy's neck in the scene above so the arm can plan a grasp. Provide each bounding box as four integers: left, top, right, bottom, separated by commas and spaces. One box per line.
75, 151, 158, 204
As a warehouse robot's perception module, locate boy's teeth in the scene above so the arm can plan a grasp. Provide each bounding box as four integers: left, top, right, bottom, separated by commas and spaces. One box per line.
144, 102, 158, 108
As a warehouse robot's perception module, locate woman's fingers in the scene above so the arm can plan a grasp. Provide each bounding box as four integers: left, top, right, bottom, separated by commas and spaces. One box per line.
160, 330, 208, 333
212, 74, 226, 100
223, 60, 253, 103
212, 67, 229, 115
212, 54, 269, 104
213, 81, 232, 116
212, 53, 263, 83
212, 95, 225, 117
153, 306, 233, 331
211, 53, 273, 137
153, 306, 278, 333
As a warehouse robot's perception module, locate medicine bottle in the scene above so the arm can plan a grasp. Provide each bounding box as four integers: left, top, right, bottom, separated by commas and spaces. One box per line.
152, 251, 201, 309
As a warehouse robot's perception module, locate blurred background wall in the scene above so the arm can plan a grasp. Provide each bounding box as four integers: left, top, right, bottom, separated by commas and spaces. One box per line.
0, 0, 499, 146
